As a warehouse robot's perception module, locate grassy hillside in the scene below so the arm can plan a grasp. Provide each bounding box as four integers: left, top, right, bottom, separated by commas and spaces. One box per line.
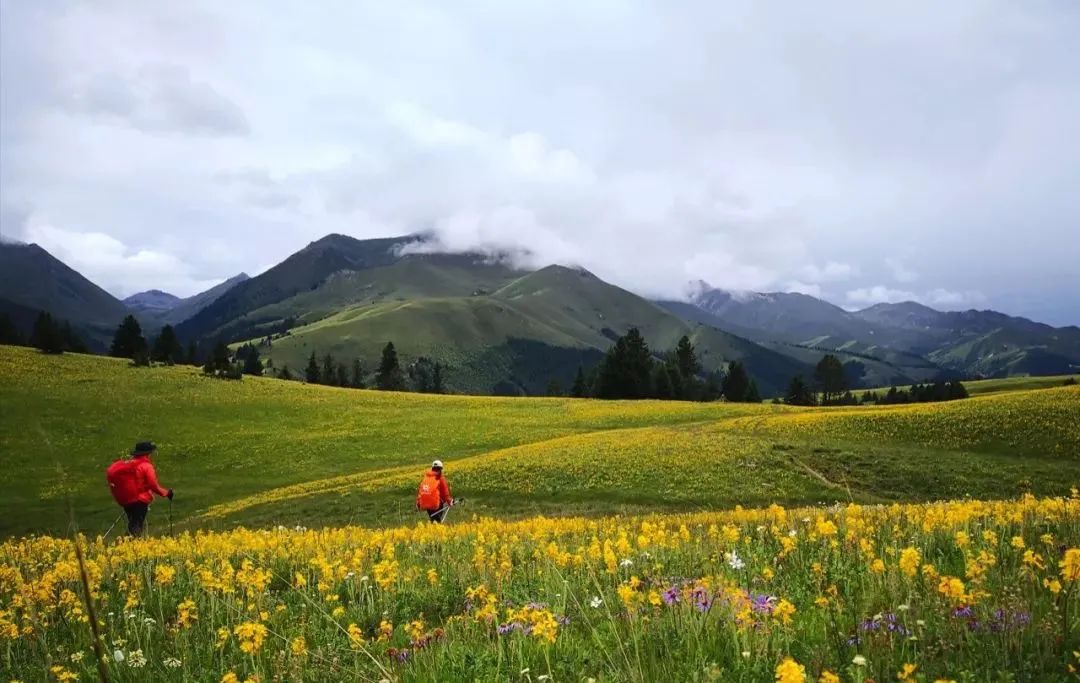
2, 345, 1078, 538
253, 264, 810, 395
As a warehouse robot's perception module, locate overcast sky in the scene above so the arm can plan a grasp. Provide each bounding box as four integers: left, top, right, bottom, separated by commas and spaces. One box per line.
2, 1, 1077, 324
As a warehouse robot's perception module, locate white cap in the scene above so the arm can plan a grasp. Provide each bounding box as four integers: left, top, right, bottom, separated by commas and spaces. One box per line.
432, 459, 444, 469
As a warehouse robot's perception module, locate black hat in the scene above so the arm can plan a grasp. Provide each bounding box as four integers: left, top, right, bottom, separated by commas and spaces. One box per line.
132, 441, 157, 455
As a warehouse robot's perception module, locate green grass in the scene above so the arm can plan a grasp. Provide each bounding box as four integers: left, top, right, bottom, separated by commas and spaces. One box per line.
1, 344, 1078, 539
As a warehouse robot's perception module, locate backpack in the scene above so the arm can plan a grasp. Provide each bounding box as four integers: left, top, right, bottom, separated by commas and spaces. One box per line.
106, 458, 140, 505
417, 472, 441, 510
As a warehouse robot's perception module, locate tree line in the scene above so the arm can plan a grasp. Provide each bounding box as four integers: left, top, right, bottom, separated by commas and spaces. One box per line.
293, 342, 445, 394
0, 311, 88, 354
566, 328, 761, 403
781, 353, 969, 406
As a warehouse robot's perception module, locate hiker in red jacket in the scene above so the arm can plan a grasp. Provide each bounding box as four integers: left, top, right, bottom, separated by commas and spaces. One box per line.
106, 441, 173, 536
416, 460, 453, 523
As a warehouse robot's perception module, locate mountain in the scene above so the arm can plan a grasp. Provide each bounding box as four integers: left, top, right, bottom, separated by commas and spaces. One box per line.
123, 290, 181, 315
162, 273, 250, 325
662, 285, 1080, 381
166, 234, 809, 395
0, 242, 130, 350
174, 235, 415, 342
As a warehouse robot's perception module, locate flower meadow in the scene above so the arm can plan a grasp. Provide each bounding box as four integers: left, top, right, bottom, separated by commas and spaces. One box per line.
4, 495, 1079, 681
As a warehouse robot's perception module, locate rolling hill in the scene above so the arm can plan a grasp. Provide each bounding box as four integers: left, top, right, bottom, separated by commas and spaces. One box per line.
1, 345, 1076, 537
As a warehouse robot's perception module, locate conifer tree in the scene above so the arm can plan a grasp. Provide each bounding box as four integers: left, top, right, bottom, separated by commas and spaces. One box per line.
351, 359, 365, 388
570, 366, 587, 398
110, 315, 147, 359
305, 352, 320, 384
30, 312, 64, 354
376, 342, 405, 390
151, 325, 182, 364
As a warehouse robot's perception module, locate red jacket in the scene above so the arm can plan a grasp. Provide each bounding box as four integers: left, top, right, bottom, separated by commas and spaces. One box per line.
107, 455, 169, 505
416, 470, 452, 511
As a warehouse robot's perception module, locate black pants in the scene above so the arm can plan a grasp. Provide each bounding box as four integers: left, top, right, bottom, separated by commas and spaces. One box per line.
426, 507, 448, 524
123, 502, 149, 536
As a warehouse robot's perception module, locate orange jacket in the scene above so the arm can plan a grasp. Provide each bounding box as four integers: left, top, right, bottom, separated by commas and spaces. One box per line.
416, 470, 451, 511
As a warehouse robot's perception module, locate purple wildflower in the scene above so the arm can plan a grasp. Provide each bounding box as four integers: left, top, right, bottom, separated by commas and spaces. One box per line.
497, 623, 514, 635
662, 587, 680, 605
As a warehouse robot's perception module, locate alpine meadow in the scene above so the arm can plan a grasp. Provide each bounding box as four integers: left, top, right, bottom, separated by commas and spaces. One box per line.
3, 2, 1080, 682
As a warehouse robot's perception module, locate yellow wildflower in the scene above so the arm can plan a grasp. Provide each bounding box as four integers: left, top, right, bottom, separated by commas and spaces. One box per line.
1061, 548, 1080, 582
899, 547, 920, 577
775, 657, 806, 683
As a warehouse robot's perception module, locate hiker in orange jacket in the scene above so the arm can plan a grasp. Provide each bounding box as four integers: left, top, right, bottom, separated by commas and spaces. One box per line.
106, 441, 173, 536
416, 460, 453, 523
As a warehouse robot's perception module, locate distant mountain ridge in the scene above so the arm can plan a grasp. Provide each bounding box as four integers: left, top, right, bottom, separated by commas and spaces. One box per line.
4, 233, 1076, 394
657, 283, 1080, 380
125, 274, 251, 327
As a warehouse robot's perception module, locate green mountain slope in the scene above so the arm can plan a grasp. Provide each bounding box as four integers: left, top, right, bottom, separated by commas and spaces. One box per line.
252, 263, 811, 395
175, 234, 416, 342
0, 242, 130, 350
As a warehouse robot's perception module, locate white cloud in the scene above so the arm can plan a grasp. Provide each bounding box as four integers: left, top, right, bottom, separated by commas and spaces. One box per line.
926, 288, 986, 308
784, 280, 823, 297
846, 285, 919, 306
1, 1, 1077, 324
22, 221, 221, 297
63, 64, 249, 136
798, 261, 857, 283
885, 258, 919, 284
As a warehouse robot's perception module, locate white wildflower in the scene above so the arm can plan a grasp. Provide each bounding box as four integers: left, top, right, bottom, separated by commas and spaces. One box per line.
619, 558, 633, 568
127, 649, 147, 668
589, 596, 603, 608
852, 654, 867, 666
113, 649, 125, 663
163, 657, 182, 668
724, 551, 745, 571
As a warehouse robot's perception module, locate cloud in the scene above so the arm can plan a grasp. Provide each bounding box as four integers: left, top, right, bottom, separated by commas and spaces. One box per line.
64, 64, 249, 136
798, 261, 857, 283
885, 258, 919, 284
21, 221, 221, 297
846, 286, 920, 306
783, 280, 823, 297
0, 1, 1077, 324
926, 288, 986, 308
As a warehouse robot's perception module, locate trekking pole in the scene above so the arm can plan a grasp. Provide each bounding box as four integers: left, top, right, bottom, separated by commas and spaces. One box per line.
169, 498, 174, 536
102, 511, 125, 541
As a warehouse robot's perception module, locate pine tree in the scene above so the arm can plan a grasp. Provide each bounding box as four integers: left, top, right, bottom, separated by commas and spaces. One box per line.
59, 322, 86, 353
351, 359, 365, 389
595, 328, 653, 399
432, 362, 444, 394
151, 325, 182, 364
186, 341, 199, 366
0, 313, 23, 346
241, 344, 264, 376
745, 379, 761, 403
784, 375, 816, 406
336, 363, 349, 387
570, 366, 587, 398
279, 364, 292, 381
813, 354, 847, 405
722, 361, 751, 402
652, 364, 674, 399
30, 312, 64, 354
674, 336, 701, 380
703, 369, 723, 401
203, 342, 232, 377
110, 315, 147, 359
376, 342, 405, 390
322, 354, 336, 386
305, 352, 320, 384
